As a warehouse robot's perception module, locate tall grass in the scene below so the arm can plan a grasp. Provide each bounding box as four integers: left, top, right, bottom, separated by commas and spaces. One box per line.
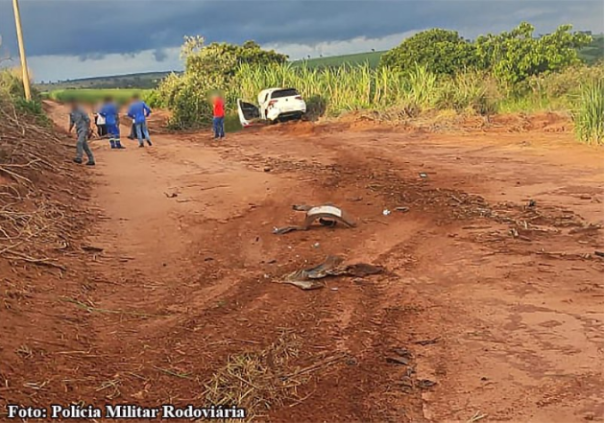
574, 78, 604, 145
1, 69, 47, 122
234, 63, 495, 118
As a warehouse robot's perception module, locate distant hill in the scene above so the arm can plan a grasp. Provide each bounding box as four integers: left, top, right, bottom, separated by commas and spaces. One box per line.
36, 51, 387, 91
36, 71, 178, 91
292, 51, 386, 69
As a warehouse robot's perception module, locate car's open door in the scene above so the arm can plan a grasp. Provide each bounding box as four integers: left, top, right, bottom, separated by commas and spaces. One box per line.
237, 99, 261, 127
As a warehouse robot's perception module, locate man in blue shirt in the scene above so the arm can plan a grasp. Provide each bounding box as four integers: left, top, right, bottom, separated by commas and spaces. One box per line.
127, 94, 152, 148
99, 96, 124, 149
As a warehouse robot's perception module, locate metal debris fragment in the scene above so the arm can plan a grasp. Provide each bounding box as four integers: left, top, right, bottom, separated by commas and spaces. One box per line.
386, 356, 409, 365
413, 337, 440, 346
417, 379, 437, 389
280, 255, 383, 291
273, 204, 356, 235
392, 347, 413, 358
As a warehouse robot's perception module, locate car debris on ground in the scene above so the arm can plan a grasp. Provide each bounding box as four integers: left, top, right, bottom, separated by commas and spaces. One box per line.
413, 337, 440, 346
280, 255, 383, 290
273, 204, 356, 235
386, 356, 409, 365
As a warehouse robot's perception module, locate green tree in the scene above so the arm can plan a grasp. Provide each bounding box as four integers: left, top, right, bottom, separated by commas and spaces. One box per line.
475, 22, 592, 85
181, 36, 286, 84
379, 29, 477, 75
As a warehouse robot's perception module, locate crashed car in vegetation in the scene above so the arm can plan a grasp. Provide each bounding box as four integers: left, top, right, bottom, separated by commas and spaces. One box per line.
237, 88, 306, 127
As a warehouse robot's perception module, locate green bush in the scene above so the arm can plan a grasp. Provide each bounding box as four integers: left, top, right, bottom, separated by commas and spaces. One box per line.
437, 71, 501, 115
476, 23, 591, 85
381, 23, 591, 84
380, 29, 477, 75
141, 90, 163, 108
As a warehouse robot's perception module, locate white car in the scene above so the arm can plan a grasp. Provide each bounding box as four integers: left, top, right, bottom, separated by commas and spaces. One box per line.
237, 87, 306, 127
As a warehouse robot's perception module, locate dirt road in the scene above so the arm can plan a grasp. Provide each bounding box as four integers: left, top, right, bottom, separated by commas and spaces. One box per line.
2, 104, 603, 422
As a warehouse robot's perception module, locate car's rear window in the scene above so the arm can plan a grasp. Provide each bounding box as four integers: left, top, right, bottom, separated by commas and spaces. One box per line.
271, 88, 299, 99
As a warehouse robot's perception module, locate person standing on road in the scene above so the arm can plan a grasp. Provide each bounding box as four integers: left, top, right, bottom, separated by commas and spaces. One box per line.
211, 92, 225, 140
69, 100, 95, 166
128, 118, 136, 140
99, 96, 124, 149
127, 93, 152, 148
93, 102, 107, 137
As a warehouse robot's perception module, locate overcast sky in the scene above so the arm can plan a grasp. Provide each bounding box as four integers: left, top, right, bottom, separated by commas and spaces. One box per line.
0, 0, 602, 82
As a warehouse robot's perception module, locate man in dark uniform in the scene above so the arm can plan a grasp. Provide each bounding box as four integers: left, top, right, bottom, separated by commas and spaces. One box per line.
69, 100, 95, 165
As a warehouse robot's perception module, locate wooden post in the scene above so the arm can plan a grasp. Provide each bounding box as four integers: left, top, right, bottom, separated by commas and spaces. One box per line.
12, 0, 32, 100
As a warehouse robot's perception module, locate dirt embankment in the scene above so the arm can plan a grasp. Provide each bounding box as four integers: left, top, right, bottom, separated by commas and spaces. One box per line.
0, 102, 603, 423
0, 102, 105, 414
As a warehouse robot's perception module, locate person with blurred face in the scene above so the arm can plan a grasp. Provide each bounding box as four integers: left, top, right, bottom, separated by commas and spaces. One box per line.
211, 92, 225, 140
99, 96, 124, 149
93, 102, 107, 137
68, 100, 95, 165
127, 93, 152, 147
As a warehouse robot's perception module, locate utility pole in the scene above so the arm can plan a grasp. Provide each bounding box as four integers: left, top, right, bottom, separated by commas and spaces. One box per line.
12, 0, 31, 100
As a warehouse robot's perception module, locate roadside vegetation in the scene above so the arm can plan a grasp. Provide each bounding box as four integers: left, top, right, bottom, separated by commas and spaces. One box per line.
0, 68, 87, 270
1, 69, 48, 122
574, 78, 604, 143
234, 61, 602, 116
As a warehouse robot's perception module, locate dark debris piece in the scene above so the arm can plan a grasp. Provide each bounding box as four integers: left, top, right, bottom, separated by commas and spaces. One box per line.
281, 256, 383, 291
417, 379, 437, 390
386, 356, 409, 366
392, 347, 413, 359
413, 337, 440, 346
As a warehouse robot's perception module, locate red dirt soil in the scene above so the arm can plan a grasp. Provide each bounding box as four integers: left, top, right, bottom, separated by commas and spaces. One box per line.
1, 102, 603, 422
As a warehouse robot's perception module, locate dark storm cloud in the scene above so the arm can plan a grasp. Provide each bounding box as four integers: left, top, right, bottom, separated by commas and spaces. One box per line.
0, 0, 602, 59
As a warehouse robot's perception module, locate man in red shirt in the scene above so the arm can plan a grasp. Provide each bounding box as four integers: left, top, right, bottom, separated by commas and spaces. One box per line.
211, 92, 225, 140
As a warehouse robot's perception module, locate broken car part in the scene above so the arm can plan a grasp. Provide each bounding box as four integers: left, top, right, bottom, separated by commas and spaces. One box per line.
273, 204, 356, 235
281, 255, 383, 290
